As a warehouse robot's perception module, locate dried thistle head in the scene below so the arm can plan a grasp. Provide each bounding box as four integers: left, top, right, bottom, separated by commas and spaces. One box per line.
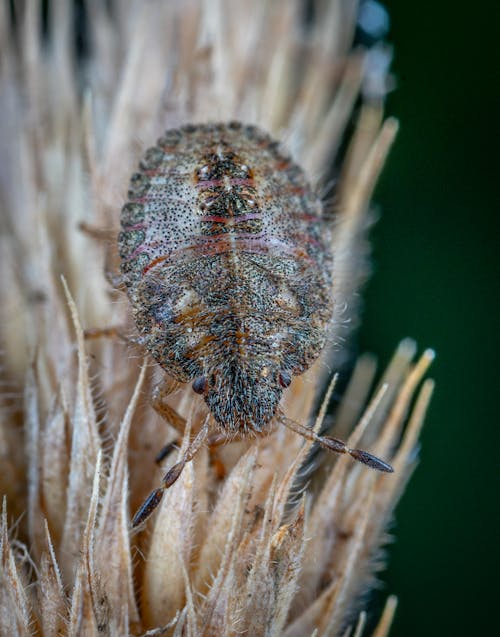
0, 2, 434, 636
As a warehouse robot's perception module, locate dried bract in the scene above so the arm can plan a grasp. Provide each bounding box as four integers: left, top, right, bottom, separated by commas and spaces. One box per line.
0, 1, 433, 636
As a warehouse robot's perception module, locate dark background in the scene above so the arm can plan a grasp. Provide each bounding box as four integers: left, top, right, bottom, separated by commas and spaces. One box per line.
359, 3, 499, 635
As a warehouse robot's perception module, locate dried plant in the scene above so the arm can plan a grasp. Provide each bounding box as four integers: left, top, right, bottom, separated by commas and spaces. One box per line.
0, 2, 434, 636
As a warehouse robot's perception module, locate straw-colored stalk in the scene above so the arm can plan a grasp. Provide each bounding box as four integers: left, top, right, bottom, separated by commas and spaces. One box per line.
0, 2, 433, 636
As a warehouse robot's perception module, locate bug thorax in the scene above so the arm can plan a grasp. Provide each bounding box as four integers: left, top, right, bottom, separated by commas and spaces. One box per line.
193, 360, 290, 435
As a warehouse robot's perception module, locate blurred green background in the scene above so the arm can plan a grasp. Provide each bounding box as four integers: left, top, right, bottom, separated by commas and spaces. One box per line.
358, 2, 499, 635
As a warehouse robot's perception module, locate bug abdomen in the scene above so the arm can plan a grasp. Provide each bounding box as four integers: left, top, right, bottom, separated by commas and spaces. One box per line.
119, 123, 333, 382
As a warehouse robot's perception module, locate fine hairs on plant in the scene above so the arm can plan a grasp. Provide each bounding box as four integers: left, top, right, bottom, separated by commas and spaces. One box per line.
0, 2, 434, 636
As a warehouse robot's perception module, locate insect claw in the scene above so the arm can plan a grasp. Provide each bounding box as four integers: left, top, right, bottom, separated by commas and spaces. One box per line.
131, 487, 164, 528
349, 448, 394, 473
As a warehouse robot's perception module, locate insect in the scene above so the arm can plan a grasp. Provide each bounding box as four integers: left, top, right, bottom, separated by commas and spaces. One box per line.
118, 122, 393, 526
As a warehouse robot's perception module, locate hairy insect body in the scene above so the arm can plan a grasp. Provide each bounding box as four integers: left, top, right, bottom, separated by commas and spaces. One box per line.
119, 122, 333, 434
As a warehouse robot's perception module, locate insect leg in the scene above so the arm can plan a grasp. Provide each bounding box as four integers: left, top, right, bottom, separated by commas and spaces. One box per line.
281, 416, 394, 473
78, 221, 114, 242
154, 439, 180, 464
206, 429, 272, 480
78, 222, 127, 291
152, 377, 186, 434
206, 432, 231, 480
132, 416, 210, 527
151, 377, 186, 463
83, 325, 132, 343
105, 270, 127, 291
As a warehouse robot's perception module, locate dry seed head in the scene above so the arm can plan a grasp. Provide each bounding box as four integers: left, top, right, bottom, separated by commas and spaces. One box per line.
0, 2, 433, 636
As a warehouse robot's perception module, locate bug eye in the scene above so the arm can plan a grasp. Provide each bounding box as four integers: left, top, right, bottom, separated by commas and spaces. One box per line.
192, 376, 207, 395
278, 371, 292, 388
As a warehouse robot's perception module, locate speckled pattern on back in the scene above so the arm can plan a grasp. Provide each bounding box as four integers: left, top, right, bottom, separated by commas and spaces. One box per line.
119, 121, 334, 434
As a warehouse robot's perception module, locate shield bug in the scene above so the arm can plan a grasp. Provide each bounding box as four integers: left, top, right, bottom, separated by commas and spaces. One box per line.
118, 122, 393, 526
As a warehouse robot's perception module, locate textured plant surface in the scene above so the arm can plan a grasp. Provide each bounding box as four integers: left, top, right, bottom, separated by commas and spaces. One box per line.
0, 1, 434, 636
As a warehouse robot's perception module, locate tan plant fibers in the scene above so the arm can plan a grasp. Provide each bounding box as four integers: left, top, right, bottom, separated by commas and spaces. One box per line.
0, 2, 434, 636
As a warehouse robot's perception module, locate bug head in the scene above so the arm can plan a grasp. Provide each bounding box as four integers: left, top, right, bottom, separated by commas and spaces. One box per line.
192, 362, 292, 434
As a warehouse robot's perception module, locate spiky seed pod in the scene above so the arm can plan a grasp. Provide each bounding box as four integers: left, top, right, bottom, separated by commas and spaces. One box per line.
0, 2, 433, 636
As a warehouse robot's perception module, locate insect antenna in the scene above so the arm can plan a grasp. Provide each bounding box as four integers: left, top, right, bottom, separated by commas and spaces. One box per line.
131, 416, 210, 528
280, 414, 394, 473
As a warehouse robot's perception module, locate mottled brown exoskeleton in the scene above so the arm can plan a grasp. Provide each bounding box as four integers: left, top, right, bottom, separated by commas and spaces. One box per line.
118, 122, 392, 526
